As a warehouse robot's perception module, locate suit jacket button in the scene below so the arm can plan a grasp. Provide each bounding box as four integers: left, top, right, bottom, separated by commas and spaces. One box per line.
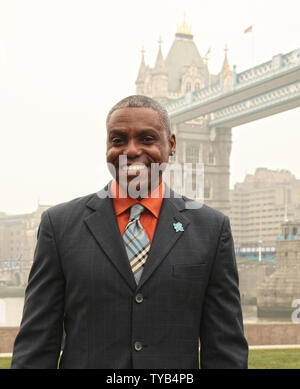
134, 341, 143, 351
135, 293, 144, 303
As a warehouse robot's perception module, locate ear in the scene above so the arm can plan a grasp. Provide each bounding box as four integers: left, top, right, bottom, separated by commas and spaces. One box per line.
169, 133, 176, 155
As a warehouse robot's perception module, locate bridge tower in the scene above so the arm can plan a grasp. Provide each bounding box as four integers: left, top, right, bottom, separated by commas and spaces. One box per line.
135, 21, 232, 214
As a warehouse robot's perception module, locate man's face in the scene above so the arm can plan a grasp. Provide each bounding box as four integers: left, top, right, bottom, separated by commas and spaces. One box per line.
106, 107, 176, 195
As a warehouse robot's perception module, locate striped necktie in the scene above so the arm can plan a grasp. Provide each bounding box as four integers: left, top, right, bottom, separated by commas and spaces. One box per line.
123, 204, 150, 284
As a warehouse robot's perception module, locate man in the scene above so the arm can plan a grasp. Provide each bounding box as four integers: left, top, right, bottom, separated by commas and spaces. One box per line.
11, 95, 248, 369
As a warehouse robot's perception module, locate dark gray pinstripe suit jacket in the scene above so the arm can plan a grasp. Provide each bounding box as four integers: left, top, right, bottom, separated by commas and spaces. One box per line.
11, 183, 248, 369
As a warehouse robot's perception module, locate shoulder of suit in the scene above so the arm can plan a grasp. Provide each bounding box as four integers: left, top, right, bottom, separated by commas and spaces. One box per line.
178, 195, 229, 227
173, 192, 227, 218
42, 192, 97, 220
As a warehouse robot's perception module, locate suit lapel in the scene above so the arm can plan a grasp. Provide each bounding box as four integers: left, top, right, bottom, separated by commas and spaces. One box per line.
84, 185, 137, 291
84, 183, 191, 291
137, 191, 190, 290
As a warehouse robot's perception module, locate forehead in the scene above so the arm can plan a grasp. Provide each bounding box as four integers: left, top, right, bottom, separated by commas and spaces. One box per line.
107, 107, 162, 131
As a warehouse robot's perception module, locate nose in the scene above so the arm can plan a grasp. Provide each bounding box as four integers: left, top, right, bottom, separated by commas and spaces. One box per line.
123, 139, 142, 158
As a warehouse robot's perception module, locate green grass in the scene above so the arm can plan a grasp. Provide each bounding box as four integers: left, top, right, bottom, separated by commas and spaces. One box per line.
0, 357, 12, 369
248, 348, 300, 369
1, 349, 300, 369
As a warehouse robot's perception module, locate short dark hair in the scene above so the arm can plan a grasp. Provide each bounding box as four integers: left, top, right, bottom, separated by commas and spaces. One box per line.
106, 95, 171, 134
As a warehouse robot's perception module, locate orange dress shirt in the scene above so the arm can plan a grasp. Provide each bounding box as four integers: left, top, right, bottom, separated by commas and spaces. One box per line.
111, 179, 165, 243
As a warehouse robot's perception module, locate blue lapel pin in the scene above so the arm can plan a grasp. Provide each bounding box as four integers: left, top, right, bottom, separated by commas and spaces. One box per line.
173, 221, 184, 232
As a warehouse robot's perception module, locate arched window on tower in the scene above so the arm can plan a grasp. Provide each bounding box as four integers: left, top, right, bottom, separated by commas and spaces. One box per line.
195, 82, 201, 90
186, 82, 192, 92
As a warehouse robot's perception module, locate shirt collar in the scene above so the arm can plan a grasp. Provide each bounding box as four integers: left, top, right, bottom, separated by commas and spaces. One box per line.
111, 179, 165, 218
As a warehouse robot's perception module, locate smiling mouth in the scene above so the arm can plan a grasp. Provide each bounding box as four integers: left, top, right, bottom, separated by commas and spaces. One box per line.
120, 164, 148, 172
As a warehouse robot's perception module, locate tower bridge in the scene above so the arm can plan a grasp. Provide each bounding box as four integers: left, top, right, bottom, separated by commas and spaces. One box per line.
136, 20, 300, 215
165, 49, 300, 127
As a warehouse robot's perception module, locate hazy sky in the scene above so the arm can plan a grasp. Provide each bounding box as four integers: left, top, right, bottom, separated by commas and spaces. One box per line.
0, 0, 299, 214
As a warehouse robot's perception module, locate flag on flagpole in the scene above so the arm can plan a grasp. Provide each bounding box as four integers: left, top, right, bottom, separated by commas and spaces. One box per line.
204, 47, 211, 58
244, 25, 253, 34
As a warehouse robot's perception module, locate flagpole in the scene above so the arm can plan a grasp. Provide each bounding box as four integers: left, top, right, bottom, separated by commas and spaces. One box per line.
204, 47, 211, 86
243, 25, 254, 68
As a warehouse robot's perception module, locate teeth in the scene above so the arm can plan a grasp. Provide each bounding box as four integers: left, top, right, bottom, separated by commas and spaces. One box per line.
122, 165, 147, 171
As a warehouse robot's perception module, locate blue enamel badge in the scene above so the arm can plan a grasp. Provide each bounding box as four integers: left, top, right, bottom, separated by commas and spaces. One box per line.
173, 222, 184, 232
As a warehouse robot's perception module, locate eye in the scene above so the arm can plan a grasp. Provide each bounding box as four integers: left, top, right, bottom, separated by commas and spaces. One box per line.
111, 137, 123, 144
143, 136, 155, 143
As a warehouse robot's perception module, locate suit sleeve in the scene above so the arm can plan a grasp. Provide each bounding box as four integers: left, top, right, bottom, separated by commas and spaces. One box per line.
11, 210, 65, 369
199, 215, 248, 369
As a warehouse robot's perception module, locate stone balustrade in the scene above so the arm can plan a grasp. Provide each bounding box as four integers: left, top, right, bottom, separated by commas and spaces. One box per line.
164, 48, 300, 118
209, 81, 300, 126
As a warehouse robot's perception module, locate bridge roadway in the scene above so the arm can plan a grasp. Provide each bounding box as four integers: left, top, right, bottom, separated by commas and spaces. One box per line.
165, 49, 300, 127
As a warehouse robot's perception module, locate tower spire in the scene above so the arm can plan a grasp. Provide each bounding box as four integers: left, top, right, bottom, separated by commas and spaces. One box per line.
153, 37, 167, 74
176, 13, 193, 38
222, 44, 231, 75
136, 46, 147, 82
158, 36, 162, 49
151, 36, 168, 100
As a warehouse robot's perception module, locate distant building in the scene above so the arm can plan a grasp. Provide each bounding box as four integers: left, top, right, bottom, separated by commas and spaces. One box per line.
0, 203, 51, 262
135, 18, 233, 214
0, 203, 51, 286
229, 168, 300, 249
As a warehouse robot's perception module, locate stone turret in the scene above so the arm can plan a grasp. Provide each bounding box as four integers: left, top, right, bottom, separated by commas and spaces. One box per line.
164, 20, 209, 96
276, 221, 300, 267
135, 47, 147, 95
221, 45, 233, 92
151, 39, 168, 102
257, 220, 300, 318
